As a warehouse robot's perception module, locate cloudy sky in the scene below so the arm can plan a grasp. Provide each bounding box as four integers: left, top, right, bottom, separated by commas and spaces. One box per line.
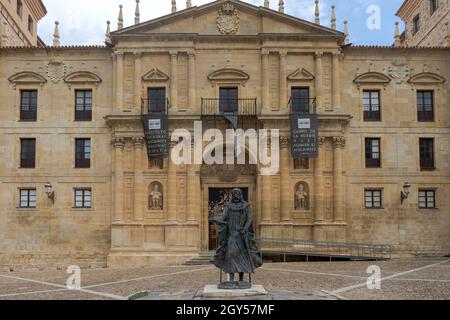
38, 0, 404, 46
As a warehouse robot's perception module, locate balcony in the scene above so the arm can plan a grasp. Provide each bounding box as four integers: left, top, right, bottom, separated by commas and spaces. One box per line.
201, 98, 257, 117
288, 97, 317, 115
141, 98, 169, 115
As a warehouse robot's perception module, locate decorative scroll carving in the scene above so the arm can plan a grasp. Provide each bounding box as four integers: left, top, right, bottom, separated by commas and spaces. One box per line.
295, 182, 310, 210
217, 3, 239, 35
149, 181, 163, 210
332, 137, 346, 149
280, 136, 290, 148
112, 137, 125, 149
46, 61, 67, 84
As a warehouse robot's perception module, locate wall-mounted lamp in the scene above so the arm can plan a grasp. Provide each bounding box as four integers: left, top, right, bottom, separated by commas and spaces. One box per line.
44, 183, 55, 204
401, 182, 411, 204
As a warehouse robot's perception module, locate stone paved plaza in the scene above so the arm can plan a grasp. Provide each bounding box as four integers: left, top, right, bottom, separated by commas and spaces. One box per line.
0, 258, 449, 300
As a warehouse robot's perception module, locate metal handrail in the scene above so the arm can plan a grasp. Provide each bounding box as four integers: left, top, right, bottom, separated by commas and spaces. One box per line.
288, 97, 317, 114
141, 98, 169, 115
201, 98, 257, 116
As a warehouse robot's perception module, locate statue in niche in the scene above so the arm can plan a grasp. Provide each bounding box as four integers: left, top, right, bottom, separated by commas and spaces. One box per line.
295, 182, 310, 210
149, 182, 163, 210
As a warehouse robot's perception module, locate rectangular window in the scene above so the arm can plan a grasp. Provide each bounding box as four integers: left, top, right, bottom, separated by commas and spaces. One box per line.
20, 189, 36, 208
219, 87, 238, 113
363, 90, 381, 121
294, 158, 310, 170
420, 138, 435, 170
419, 190, 436, 209
75, 90, 93, 121
74, 189, 92, 208
147, 88, 166, 113
20, 90, 37, 121
291, 87, 310, 113
417, 91, 434, 122
20, 138, 36, 168
17, 0, 23, 17
430, 0, 439, 14
365, 189, 383, 209
413, 15, 421, 34
28, 15, 33, 34
365, 138, 381, 168
75, 139, 91, 168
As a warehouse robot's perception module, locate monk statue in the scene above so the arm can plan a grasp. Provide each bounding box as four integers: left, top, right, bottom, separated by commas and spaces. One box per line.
211, 188, 263, 289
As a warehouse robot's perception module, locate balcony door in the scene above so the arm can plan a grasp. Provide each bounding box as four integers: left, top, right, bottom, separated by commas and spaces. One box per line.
148, 88, 166, 113
219, 87, 238, 113
291, 87, 310, 113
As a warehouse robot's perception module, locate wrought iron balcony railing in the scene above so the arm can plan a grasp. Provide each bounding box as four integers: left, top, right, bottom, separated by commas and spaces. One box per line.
288, 97, 317, 114
141, 98, 169, 115
201, 98, 257, 117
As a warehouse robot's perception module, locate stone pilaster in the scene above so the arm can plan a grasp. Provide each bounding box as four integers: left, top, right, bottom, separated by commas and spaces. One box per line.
313, 137, 326, 223
332, 50, 341, 111
279, 51, 287, 111
115, 52, 124, 111
187, 144, 200, 222
167, 141, 177, 222
333, 136, 346, 223
261, 49, 270, 111
314, 51, 323, 112
188, 52, 196, 111
260, 169, 272, 222
134, 52, 142, 111
170, 51, 178, 110
280, 136, 291, 222
133, 137, 145, 222
112, 137, 125, 223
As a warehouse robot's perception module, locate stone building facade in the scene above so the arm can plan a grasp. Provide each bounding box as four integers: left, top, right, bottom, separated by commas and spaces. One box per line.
0, 0, 449, 269
397, 0, 450, 47
0, 0, 46, 47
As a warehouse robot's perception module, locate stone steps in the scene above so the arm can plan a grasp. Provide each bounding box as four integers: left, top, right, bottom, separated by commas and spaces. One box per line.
184, 252, 215, 266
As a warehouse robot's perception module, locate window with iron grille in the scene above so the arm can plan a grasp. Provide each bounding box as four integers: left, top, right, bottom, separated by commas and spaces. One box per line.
363, 90, 381, 121
20, 189, 36, 208
413, 15, 421, 34
20, 138, 36, 168
74, 189, 92, 208
417, 91, 434, 122
75, 139, 91, 168
291, 87, 310, 113
419, 190, 436, 209
365, 138, 381, 168
75, 90, 93, 121
365, 189, 383, 209
147, 88, 166, 113
420, 138, 435, 170
219, 87, 238, 113
430, 0, 439, 14
20, 90, 37, 121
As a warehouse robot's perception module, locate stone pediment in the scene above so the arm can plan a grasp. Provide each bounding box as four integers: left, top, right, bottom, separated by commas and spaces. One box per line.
111, 0, 344, 40
408, 72, 446, 85
353, 72, 391, 87
207, 68, 249, 86
8, 71, 47, 86
63, 71, 102, 87
287, 68, 315, 81
142, 68, 170, 82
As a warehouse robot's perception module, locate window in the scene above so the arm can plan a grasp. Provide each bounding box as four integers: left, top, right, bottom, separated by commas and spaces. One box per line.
294, 158, 309, 170
413, 15, 421, 34
20, 138, 36, 168
365, 138, 381, 168
291, 87, 310, 113
219, 87, 238, 113
28, 15, 33, 34
417, 91, 434, 122
420, 138, 435, 170
363, 90, 381, 121
430, 0, 439, 14
20, 90, 37, 121
20, 189, 36, 208
17, 0, 23, 17
419, 190, 436, 209
74, 189, 92, 208
365, 189, 383, 209
75, 90, 93, 121
75, 139, 91, 168
147, 88, 166, 113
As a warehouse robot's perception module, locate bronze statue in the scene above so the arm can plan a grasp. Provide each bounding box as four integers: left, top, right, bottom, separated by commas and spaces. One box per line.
211, 188, 263, 289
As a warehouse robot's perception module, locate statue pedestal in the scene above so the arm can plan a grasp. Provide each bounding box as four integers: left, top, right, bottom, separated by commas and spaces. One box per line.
197, 285, 268, 299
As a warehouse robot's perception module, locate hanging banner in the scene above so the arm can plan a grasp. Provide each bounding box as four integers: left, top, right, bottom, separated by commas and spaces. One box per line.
141, 113, 169, 158
291, 114, 319, 158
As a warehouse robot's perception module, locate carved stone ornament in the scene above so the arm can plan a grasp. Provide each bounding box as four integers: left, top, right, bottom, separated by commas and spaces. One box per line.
217, 3, 240, 35
46, 61, 67, 84
200, 164, 257, 182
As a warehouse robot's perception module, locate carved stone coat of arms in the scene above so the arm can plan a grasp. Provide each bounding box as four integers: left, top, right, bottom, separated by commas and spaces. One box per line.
217, 3, 240, 35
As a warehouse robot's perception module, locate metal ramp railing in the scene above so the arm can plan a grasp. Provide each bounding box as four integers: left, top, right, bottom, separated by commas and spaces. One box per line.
256, 238, 393, 261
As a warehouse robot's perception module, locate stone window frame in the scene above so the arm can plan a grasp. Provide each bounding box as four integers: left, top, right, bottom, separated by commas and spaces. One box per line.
430, 0, 439, 15
18, 188, 37, 209
73, 187, 93, 209
362, 89, 382, 122
418, 188, 438, 210
364, 137, 382, 169
419, 137, 436, 171
74, 138, 92, 169
364, 188, 384, 210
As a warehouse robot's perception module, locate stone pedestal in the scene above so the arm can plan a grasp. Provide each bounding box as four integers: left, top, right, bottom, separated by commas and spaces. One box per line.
198, 285, 268, 299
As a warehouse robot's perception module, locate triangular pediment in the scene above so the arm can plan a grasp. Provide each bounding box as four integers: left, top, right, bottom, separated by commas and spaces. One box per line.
142, 68, 170, 82
8, 71, 47, 84
288, 68, 315, 81
112, 0, 344, 40
408, 72, 446, 85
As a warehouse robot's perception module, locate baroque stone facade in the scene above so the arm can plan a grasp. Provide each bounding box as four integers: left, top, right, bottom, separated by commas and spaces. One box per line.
0, 0, 449, 269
